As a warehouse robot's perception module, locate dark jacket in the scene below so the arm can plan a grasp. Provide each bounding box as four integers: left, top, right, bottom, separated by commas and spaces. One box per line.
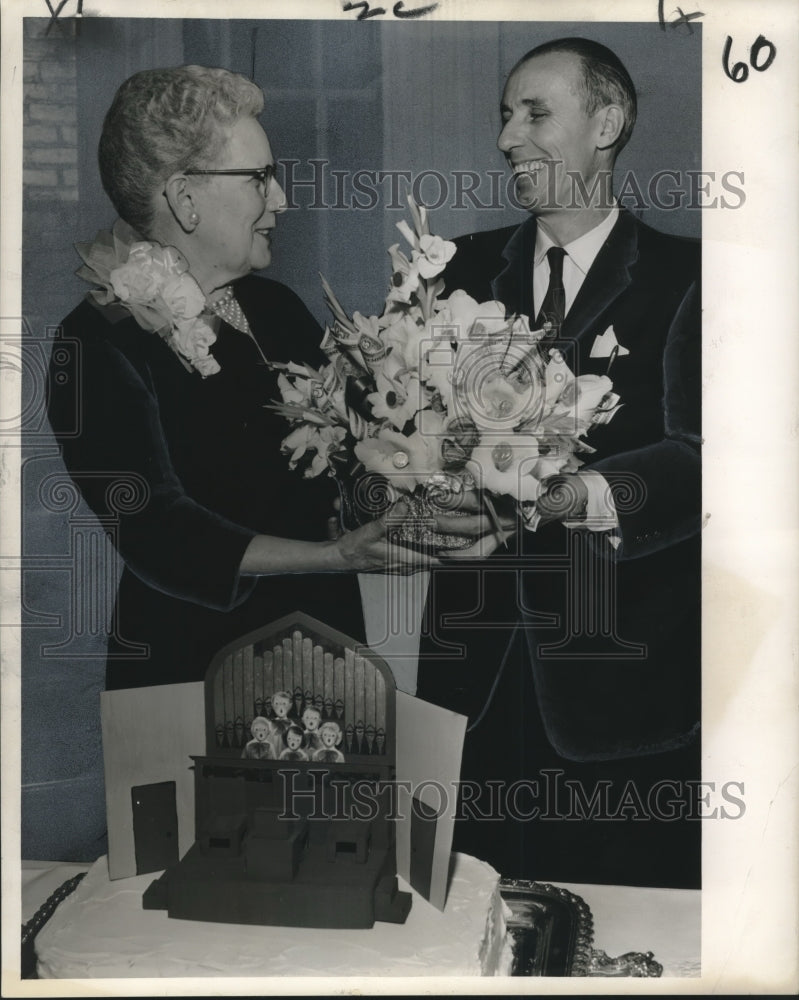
417, 210, 701, 762
47, 273, 364, 690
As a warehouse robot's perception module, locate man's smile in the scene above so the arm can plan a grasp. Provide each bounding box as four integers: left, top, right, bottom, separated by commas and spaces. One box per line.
511, 159, 547, 176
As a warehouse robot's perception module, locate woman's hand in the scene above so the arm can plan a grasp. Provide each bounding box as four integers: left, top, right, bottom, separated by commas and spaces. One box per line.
325, 488, 522, 573
431, 488, 518, 560
332, 501, 440, 574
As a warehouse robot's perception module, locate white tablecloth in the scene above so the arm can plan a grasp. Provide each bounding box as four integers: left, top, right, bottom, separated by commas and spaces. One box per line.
22, 861, 91, 923
22, 861, 700, 977
546, 879, 700, 977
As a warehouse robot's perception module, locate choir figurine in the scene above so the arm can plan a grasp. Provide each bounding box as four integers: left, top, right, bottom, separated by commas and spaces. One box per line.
270, 690, 293, 737
312, 720, 345, 763
301, 705, 323, 751
279, 723, 309, 761
242, 716, 277, 760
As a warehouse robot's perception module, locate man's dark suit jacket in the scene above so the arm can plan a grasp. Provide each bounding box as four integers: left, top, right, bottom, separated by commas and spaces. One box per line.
416, 209, 701, 885
47, 274, 365, 690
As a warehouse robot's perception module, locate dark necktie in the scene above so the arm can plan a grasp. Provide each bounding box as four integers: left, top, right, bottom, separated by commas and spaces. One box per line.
535, 245, 567, 335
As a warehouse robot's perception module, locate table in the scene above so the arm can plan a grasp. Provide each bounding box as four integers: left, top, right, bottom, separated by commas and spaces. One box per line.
547, 879, 700, 977
22, 861, 700, 978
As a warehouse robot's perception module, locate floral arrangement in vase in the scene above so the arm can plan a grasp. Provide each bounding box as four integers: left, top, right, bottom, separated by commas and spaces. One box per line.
271, 198, 621, 546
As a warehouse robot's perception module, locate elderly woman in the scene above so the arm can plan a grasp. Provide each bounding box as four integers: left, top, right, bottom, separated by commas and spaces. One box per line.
47, 65, 429, 691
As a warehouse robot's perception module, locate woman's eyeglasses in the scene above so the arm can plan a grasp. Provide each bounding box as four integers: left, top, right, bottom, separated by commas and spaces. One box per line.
184, 164, 276, 188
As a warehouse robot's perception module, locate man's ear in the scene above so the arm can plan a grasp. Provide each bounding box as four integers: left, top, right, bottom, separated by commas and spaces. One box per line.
596, 104, 625, 150
163, 173, 200, 233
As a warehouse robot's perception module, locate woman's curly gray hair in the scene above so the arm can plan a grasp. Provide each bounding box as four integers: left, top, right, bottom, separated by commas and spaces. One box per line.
99, 65, 264, 235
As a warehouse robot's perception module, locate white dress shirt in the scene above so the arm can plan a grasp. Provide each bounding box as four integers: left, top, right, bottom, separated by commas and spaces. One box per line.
532, 204, 620, 319
531, 205, 621, 541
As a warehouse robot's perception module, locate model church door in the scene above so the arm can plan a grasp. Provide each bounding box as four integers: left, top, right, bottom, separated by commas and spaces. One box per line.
131, 781, 179, 874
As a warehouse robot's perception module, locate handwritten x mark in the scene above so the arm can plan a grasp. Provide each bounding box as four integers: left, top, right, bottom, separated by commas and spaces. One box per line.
658, 0, 705, 33
43, 0, 83, 36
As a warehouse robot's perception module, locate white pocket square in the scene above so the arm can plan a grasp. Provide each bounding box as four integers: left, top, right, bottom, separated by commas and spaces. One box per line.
590, 326, 630, 359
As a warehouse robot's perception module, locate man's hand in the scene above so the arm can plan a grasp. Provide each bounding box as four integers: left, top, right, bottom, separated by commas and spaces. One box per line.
436, 530, 513, 560
533, 474, 590, 525
330, 475, 590, 572
432, 488, 518, 559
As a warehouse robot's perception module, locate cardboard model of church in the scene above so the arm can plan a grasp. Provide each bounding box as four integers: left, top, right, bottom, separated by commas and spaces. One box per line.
101, 612, 466, 928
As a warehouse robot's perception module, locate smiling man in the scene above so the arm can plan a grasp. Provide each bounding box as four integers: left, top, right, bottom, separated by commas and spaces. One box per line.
499, 44, 628, 241
417, 37, 702, 889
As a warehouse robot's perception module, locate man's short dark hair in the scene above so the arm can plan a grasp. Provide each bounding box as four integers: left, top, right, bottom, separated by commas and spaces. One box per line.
516, 37, 638, 153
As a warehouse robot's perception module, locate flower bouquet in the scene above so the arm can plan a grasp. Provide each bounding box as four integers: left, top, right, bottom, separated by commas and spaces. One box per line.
271, 198, 622, 548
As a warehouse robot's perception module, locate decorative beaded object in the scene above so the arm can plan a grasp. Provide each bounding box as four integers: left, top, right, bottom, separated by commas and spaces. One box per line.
209, 287, 252, 335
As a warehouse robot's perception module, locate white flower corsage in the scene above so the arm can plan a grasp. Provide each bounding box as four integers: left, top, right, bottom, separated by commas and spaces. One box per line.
76, 219, 221, 377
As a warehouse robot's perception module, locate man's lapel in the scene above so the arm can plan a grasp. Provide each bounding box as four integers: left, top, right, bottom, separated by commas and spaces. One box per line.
489, 209, 640, 342
561, 209, 639, 343
490, 216, 537, 317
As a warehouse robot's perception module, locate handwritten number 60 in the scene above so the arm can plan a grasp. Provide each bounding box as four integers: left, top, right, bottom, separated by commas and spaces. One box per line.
722, 35, 777, 83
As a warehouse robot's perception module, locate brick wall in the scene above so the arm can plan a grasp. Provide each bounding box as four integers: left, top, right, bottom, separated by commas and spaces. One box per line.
23, 18, 79, 204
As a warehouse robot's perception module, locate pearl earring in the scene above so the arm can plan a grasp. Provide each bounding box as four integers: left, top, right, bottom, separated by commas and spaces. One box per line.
189, 212, 199, 225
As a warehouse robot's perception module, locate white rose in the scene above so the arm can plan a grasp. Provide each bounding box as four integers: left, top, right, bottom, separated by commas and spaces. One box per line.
160, 273, 206, 320
109, 259, 162, 303
191, 354, 221, 377
172, 316, 217, 362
